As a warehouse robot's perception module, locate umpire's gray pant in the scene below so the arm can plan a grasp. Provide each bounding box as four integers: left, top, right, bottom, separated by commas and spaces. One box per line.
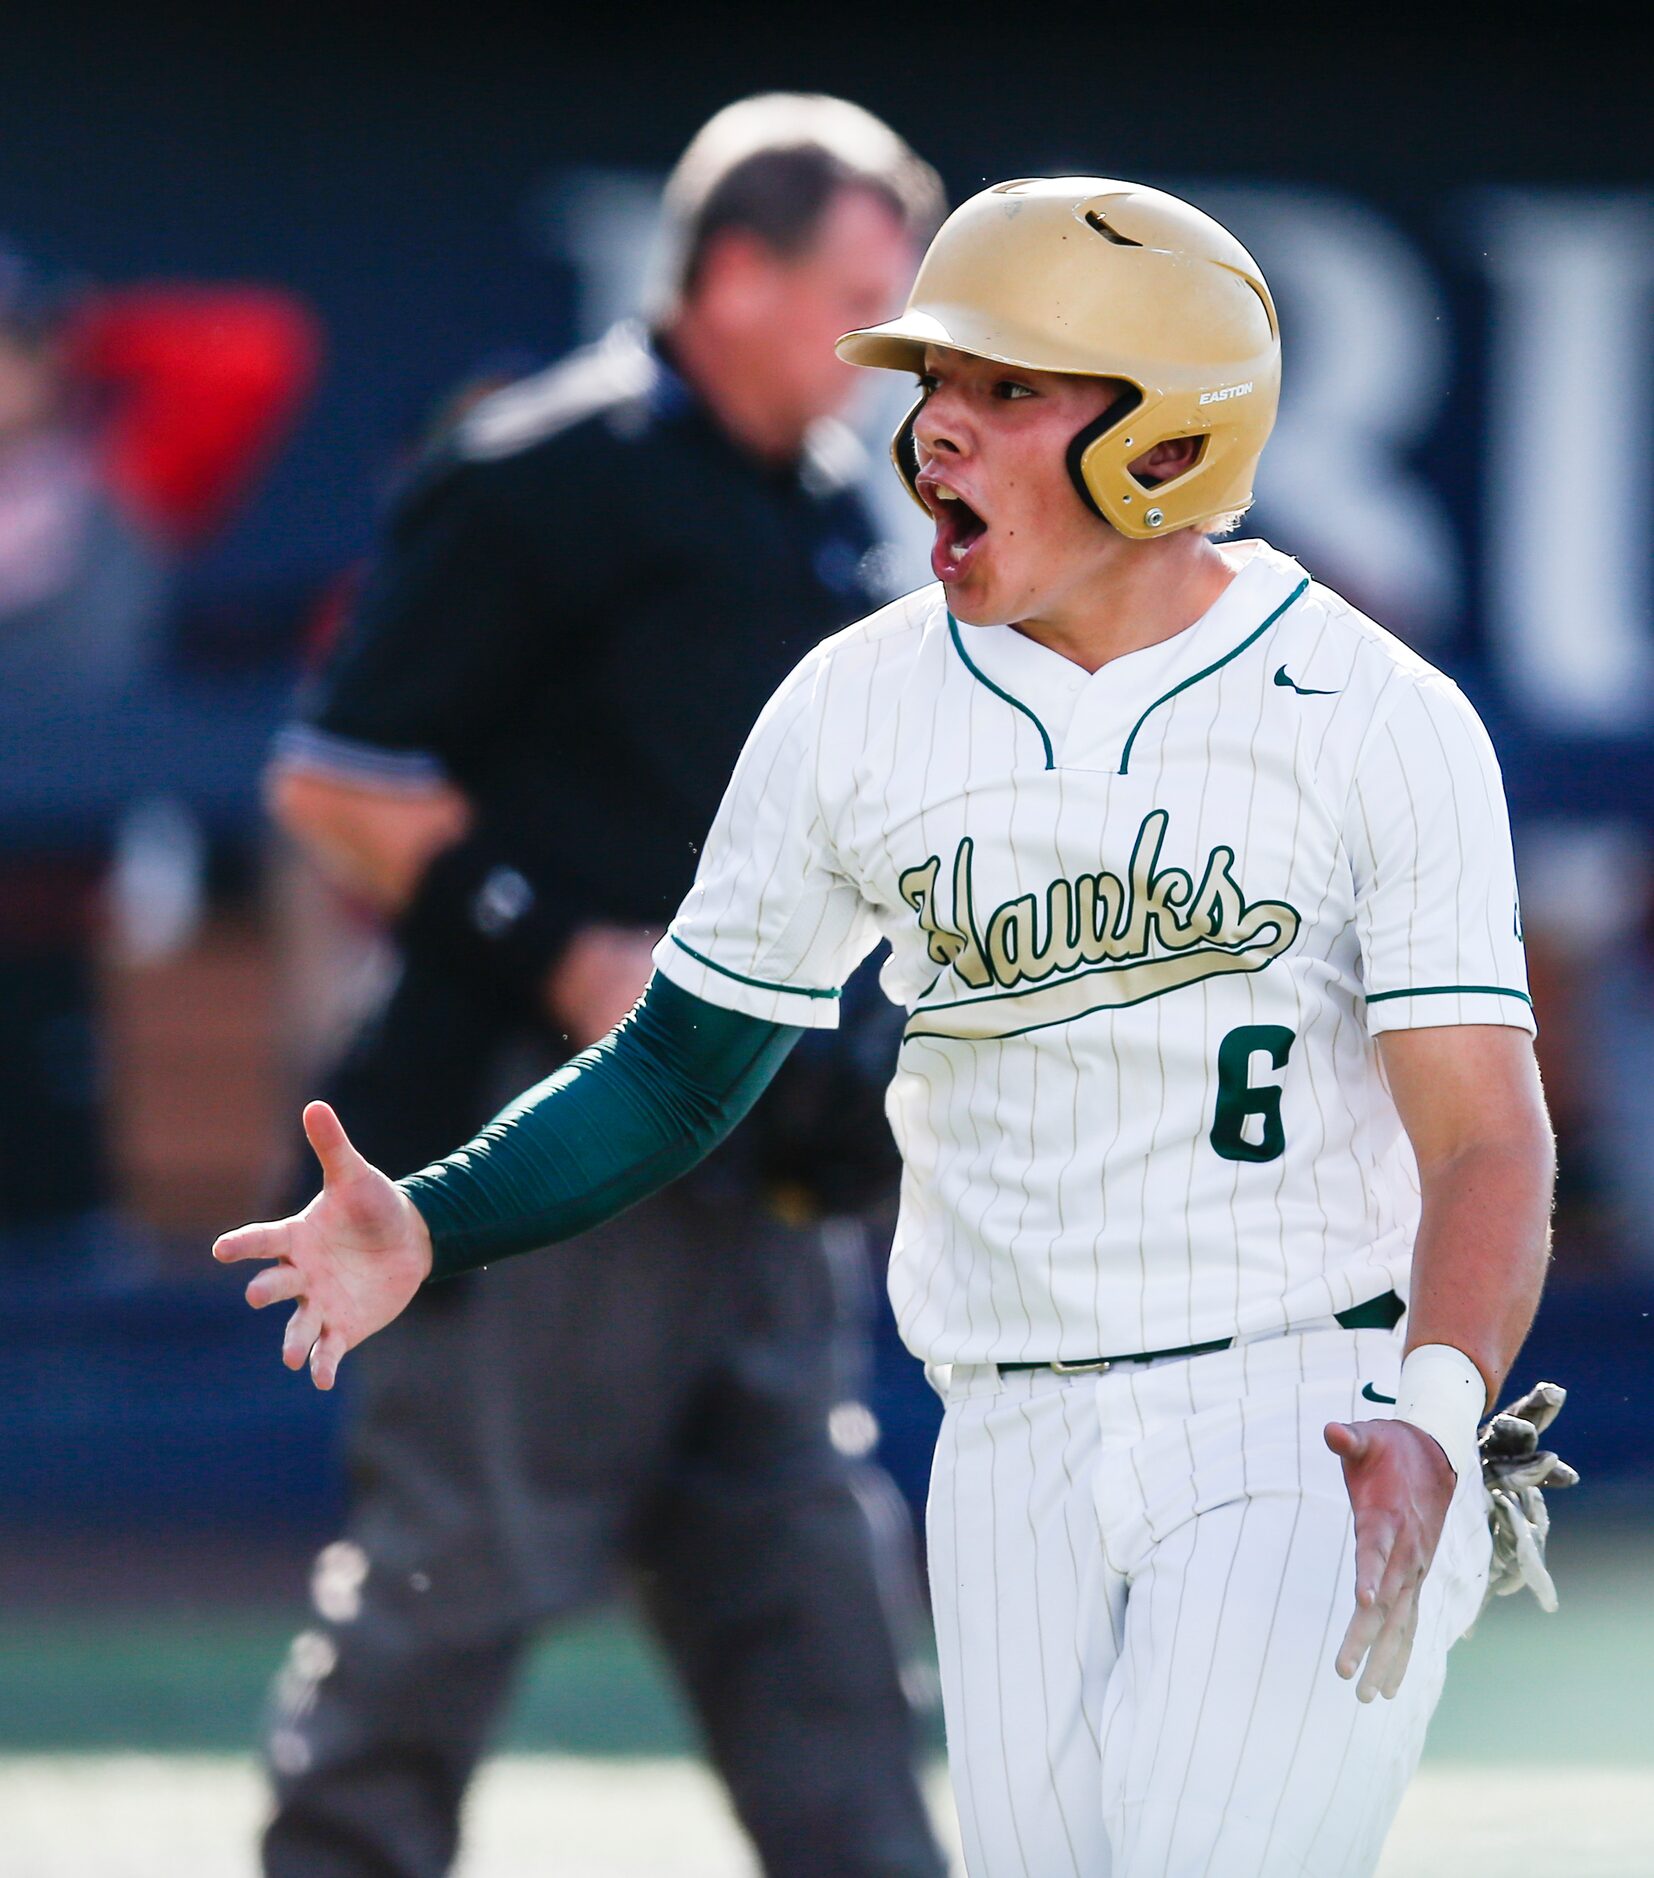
259, 1182, 944, 1878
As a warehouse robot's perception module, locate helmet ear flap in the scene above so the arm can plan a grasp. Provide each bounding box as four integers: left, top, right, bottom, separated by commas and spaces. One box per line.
890, 393, 929, 515
1064, 383, 1143, 523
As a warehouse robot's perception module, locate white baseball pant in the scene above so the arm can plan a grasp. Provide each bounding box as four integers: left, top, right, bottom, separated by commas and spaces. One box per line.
927, 1324, 1491, 1876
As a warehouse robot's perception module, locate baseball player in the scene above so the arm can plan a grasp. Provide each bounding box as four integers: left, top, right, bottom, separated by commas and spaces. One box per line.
218, 178, 1561, 1875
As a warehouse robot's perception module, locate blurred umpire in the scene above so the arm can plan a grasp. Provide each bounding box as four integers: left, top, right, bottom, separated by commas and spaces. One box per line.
258, 96, 948, 1878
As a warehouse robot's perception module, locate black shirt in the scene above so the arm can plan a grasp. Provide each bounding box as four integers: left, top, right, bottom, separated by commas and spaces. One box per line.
286, 324, 899, 994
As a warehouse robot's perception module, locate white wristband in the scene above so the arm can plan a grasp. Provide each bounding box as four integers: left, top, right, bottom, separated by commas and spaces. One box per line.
1393, 1344, 1487, 1479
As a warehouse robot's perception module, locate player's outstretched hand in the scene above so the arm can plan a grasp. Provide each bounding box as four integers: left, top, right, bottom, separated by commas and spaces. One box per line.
1324, 1418, 1456, 1703
212, 1101, 434, 1390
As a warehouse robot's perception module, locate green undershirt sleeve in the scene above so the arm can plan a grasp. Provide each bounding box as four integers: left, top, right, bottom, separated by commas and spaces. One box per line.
399, 973, 803, 1280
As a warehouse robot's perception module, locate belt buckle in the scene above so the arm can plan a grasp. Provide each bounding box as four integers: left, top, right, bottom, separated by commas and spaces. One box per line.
1050, 1356, 1111, 1375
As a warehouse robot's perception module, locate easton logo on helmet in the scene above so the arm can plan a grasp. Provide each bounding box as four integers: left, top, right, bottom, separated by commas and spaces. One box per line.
836, 178, 1281, 540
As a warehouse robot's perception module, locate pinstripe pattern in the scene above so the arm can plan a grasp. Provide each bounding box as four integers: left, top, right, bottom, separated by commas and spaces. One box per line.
932, 1330, 1490, 1875
657, 540, 1531, 1368
647, 536, 1526, 1873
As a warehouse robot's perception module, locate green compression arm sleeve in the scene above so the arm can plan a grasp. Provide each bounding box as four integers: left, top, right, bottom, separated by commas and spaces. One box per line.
399, 973, 803, 1280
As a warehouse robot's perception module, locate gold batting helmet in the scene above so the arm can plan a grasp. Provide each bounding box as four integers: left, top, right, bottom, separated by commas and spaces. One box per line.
836, 176, 1280, 541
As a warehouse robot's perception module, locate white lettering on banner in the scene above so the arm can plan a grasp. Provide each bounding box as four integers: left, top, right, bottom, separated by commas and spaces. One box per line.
1196, 184, 1460, 642
545, 169, 1654, 736
1480, 192, 1654, 731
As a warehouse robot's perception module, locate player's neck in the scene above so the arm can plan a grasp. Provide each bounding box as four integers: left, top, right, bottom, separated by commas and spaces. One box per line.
655, 312, 807, 466
1011, 535, 1242, 674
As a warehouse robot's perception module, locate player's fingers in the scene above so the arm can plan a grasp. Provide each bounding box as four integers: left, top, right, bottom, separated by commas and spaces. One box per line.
213, 1218, 293, 1266
1335, 1607, 1381, 1681
1335, 1589, 1388, 1681
245, 1263, 304, 1310
1352, 1515, 1397, 1611
309, 1327, 349, 1393
302, 1100, 369, 1188
1324, 1420, 1368, 1464
1377, 1598, 1421, 1701
1371, 1525, 1422, 1614
282, 1298, 324, 1371
1357, 1591, 1408, 1700
1337, 1511, 1399, 1679
1359, 1584, 1420, 1703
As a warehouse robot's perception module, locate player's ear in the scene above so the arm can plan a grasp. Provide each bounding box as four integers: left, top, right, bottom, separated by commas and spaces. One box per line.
1127, 435, 1204, 487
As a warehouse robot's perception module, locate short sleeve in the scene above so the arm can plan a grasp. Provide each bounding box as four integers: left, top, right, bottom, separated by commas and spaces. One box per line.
1348, 675, 1535, 1036
654, 651, 881, 1029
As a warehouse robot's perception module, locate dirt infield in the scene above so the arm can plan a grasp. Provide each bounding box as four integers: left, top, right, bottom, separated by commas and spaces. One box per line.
3, 1754, 1652, 1877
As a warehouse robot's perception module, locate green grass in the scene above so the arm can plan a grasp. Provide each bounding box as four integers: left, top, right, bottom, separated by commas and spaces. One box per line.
1, 1524, 1644, 1763
1424, 1528, 1653, 1764
0, 1606, 702, 1757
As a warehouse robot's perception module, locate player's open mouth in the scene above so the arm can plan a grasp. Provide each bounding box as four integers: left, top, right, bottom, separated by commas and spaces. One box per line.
922, 481, 989, 581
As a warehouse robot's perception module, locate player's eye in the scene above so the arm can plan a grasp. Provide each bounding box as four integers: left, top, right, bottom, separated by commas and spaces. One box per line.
916, 373, 940, 396
993, 379, 1035, 401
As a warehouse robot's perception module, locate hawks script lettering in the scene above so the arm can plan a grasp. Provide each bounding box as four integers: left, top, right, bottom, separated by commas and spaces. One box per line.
899, 811, 1300, 1040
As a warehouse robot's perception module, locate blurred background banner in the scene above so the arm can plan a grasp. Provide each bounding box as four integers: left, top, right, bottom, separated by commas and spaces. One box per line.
0, 5, 1649, 1869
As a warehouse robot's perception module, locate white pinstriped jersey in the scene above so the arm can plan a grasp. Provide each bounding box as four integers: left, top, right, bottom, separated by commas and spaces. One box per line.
654, 541, 1534, 1364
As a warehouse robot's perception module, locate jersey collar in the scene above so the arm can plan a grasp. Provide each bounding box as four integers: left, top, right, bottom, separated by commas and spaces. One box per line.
947, 542, 1311, 773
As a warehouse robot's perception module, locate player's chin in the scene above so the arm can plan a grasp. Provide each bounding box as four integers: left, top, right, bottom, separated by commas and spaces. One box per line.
934, 544, 1002, 624
939, 570, 1012, 629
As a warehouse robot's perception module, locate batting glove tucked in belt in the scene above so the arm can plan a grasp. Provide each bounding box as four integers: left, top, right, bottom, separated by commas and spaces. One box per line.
1478, 1380, 1579, 1613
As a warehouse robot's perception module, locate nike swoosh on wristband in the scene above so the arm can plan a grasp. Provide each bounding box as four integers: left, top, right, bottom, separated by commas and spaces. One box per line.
1274, 665, 1340, 696
1361, 1382, 1398, 1405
